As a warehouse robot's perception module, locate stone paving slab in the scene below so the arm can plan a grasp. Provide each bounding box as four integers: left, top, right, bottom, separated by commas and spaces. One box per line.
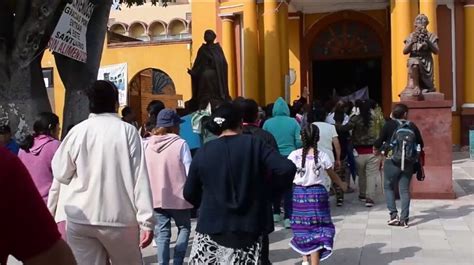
8, 153, 474, 265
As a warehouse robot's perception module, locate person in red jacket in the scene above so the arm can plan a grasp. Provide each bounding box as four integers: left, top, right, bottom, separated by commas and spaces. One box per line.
0, 147, 76, 265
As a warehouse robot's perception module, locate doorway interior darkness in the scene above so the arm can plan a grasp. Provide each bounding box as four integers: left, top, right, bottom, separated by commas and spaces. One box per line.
312, 58, 382, 105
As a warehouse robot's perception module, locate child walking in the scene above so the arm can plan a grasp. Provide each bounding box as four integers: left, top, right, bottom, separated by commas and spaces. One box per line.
288, 124, 347, 265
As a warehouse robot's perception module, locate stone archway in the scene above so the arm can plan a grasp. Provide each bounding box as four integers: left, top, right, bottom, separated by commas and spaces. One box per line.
302, 10, 391, 114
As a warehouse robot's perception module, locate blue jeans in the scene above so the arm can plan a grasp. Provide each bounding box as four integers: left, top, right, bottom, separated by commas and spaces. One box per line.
154, 209, 191, 265
383, 159, 414, 222
347, 142, 357, 181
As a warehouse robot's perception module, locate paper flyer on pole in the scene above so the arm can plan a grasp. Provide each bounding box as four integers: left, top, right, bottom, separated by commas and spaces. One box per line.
49, 0, 95, 63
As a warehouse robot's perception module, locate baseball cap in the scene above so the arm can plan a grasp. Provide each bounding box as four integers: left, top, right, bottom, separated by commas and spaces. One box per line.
156, 109, 184, 128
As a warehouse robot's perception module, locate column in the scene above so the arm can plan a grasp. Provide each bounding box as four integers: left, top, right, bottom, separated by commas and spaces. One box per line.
191, 1, 217, 61
264, 0, 282, 104
279, 1, 289, 101
221, 15, 237, 99
410, 1, 419, 28
243, 0, 260, 102
420, 0, 440, 90
462, 1, 474, 145
390, 0, 413, 101
464, 2, 474, 106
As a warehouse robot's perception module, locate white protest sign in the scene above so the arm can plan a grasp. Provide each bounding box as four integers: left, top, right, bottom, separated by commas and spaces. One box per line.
49, 0, 95, 63
98, 63, 128, 107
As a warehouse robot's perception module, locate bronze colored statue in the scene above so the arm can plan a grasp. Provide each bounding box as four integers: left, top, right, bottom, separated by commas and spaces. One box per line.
402, 14, 439, 98
187, 30, 231, 111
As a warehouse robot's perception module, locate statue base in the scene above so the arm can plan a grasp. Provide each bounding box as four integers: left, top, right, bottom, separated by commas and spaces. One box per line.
400, 90, 423, 101
395, 95, 455, 199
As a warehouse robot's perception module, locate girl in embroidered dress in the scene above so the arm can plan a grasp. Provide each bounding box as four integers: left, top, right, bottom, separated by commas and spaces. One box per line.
288, 124, 347, 265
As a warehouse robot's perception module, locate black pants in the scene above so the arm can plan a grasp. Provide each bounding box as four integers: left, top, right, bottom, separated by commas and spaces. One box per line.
261, 234, 271, 265
272, 189, 293, 219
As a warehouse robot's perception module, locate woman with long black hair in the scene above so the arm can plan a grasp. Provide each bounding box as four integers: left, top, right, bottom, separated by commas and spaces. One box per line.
337, 100, 384, 207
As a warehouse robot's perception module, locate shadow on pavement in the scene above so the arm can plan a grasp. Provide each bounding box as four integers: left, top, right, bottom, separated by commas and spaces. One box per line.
409, 204, 474, 226
330, 243, 422, 265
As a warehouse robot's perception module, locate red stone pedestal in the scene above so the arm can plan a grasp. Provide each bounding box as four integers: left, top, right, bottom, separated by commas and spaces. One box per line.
396, 99, 456, 199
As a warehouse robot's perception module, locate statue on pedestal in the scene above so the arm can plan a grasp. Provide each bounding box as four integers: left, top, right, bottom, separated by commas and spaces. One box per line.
187, 30, 231, 111
401, 14, 439, 99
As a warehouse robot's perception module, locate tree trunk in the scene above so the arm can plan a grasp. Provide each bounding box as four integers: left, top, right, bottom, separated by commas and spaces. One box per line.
0, 55, 52, 138
0, 0, 65, 138
55, 0, 112, 136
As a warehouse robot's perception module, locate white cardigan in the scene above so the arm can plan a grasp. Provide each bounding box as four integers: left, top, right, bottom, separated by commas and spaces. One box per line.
52, 113, 154, 231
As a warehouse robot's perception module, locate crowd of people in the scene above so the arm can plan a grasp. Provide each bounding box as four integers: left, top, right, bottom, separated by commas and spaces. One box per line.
0, 80, 424, 265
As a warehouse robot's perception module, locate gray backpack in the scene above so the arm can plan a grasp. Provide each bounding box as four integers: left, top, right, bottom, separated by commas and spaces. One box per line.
389, 120, 418, 170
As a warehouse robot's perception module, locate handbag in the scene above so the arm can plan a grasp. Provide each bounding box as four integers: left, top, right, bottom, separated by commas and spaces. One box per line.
415, 151, 425, 181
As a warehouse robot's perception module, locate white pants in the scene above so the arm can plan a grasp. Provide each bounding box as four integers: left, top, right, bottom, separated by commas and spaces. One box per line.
67, 222, 143, 265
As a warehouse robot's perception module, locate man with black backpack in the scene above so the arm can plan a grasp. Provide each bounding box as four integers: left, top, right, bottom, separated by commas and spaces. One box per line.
374, 104, 424, 228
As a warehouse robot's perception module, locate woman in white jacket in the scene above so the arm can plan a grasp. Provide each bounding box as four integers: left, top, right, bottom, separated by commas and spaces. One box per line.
51, 81, 155, 265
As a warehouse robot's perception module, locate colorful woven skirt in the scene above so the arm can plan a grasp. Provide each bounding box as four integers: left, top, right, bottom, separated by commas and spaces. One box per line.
290, 185, 335, 261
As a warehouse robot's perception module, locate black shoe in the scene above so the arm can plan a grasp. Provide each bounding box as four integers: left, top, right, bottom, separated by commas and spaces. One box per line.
399, 220, 409, 228
358, 195, 366, 202
387, 214, 399, 226
337, 198, 344, 207
365, 198, 375, 207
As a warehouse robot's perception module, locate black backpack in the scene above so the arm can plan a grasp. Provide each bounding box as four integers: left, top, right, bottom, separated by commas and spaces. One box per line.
389, 120, 418, 169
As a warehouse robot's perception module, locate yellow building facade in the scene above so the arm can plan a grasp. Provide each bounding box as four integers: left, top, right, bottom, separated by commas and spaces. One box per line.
42, 0, 474, 146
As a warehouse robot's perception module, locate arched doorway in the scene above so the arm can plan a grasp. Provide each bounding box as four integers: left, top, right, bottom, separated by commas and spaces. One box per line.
128, 68, 182, 126
302, 11, 391, 114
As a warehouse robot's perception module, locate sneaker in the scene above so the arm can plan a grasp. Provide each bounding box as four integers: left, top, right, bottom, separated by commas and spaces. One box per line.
365, 198, 374, 207
273, 214, 281, 223
358, 195, 366, 201
337, 198, 344, 207
302, 262, 310, 265
399, 220, 409, 228
387, 214, 399, 226
284, 218, 291, 229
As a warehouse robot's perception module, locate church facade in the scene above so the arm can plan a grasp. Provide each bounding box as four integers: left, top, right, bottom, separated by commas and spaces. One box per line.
42, 0, 474, 146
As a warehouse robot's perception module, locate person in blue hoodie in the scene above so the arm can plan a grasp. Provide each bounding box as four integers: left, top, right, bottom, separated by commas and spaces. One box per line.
263, 97, 302, 228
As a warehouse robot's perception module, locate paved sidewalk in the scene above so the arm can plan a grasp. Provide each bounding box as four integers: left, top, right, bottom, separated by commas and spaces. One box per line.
144, 153, 474, 265
8, 153, 474, 265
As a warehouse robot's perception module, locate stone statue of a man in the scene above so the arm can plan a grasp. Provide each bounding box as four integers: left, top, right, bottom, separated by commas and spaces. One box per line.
186, 30, 231, 111
402, 14, 439, 98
